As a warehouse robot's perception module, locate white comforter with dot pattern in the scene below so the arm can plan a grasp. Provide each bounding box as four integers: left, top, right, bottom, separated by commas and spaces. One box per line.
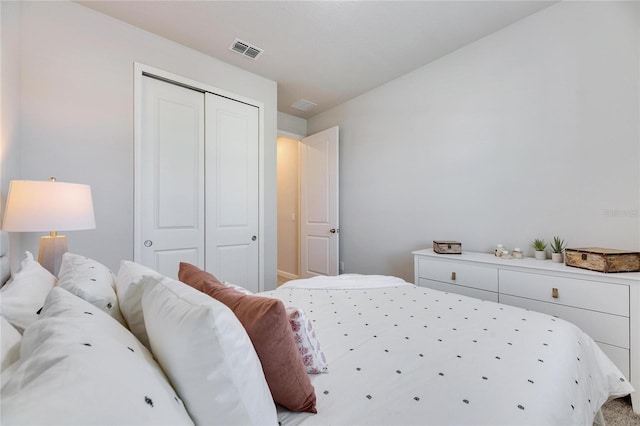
266, 276, 633, 425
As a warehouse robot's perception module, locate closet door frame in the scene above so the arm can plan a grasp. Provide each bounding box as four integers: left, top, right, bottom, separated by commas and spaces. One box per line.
133, 62, 265, 291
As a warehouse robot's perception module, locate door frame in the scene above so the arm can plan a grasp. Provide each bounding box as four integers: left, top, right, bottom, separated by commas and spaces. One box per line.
276, 127, 339, 281
133, 62, 266, 290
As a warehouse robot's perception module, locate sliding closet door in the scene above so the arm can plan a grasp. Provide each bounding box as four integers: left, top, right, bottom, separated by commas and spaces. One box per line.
139, 76, 205, 278
205, 93, 259, 292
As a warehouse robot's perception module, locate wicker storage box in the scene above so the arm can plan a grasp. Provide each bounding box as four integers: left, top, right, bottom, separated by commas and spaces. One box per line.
433, 240, 462, 254
565, 248, 640, 273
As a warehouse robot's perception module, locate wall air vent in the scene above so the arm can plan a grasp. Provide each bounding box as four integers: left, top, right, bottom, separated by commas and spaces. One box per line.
229, 38, 263, 60
291, 99, 317, 112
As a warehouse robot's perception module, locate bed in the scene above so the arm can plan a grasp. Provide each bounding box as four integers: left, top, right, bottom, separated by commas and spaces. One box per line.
0, 246, 633, 425
266, 275, 633, 425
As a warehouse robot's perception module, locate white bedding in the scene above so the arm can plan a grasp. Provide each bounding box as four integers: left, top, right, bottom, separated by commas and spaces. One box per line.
265, 276, 633, 425
283, 274, 407, 290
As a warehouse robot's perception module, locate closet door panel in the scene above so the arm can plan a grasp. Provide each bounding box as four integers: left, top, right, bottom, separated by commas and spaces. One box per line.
139, 76, 205, 279
205, 93, 259, 292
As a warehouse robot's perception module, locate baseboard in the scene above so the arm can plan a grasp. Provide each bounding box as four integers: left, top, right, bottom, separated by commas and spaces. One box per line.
277, 270, 299, 280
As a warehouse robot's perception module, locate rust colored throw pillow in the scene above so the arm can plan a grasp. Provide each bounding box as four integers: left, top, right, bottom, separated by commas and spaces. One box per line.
177, 262, 224, 292
178, 263, 317, 413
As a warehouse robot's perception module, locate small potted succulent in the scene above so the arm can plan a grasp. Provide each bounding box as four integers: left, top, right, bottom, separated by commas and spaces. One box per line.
549, 236, 566, 263
532, 238, 547, 260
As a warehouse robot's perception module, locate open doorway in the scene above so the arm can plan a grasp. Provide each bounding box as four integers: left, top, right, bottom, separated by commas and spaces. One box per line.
277, 127, 340, 286
276, 133, 301, 286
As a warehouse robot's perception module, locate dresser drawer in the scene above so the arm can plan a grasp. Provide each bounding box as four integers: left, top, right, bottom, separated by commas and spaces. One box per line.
598, 342, 630, 380
499, 270, 629, 317
417, 257, 498, 293
418, 278, 499, 302
500, 294, 629, 349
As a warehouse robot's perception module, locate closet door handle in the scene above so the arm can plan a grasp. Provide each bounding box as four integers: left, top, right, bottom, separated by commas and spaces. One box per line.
251, 235, 257, 241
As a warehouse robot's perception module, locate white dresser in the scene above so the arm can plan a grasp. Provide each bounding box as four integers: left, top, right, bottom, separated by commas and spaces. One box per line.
413, 249, 640, 413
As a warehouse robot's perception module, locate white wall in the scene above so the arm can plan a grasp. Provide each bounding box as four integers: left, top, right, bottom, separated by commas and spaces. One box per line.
278, 111, 307, 137
14, 2, 278, 288
1, 1, 23, 271
308, 1, 640, 282
277, 136, 299, 278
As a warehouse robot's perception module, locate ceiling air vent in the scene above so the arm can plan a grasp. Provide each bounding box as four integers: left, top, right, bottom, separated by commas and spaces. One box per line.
229, 38, 263, 60
291, 99, 317, 112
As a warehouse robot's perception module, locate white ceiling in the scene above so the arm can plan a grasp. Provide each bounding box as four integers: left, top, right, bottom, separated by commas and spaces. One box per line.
77, 1, 556, 119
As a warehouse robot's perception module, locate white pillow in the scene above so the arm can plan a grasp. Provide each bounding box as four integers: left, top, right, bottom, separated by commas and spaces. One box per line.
31, 286, 149, 358
223, 281, 254, 295
1, 316, 21, 371
115, 260, 164, 349
1, 287, 193, 426
142, 276, 278, 425
56, 252, 125, 325
0, 251, 57, 332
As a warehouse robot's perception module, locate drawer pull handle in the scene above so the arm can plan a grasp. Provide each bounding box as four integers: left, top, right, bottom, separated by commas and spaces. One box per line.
581, 253, 587, 261
552, 288, 559, 299
451, 272, 456, 281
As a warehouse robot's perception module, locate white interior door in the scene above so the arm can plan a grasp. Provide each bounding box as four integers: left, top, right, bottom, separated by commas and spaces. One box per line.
205, 93, 260, 292
138, 76, 205, 279
300, 126, 339, 277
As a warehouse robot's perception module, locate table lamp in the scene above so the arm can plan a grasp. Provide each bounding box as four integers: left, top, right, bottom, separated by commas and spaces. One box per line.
2, 178, 96, 275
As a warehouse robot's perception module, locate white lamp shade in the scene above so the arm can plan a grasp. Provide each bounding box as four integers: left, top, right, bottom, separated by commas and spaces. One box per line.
2, 180, 96, 232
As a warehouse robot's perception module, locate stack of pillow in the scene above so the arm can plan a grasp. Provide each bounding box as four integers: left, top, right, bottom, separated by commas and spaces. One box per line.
1, 251, 57, 372
1, 251, 327, 425
177, 262, 317, 413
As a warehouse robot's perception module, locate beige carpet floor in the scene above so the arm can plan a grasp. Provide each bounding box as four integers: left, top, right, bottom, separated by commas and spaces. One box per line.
602, 396, 640, 425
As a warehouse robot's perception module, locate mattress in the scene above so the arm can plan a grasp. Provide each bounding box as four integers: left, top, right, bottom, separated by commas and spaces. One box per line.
264, 275, 633, 425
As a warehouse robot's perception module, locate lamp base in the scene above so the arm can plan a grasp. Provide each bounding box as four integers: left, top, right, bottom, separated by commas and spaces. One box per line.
38, 235, 67, 276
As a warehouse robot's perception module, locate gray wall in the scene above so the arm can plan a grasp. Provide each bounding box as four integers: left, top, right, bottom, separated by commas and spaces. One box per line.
308, 1, 640, 282
1, 1, 23, 272
278, 112, 307, 137
5, 2, 278, 289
